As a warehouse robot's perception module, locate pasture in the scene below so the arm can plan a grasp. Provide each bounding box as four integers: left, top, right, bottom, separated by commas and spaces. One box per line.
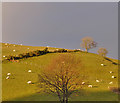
2, 43, 118, 101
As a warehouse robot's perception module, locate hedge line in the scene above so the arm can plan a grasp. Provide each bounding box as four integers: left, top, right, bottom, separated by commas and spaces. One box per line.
4, 48, 82, 61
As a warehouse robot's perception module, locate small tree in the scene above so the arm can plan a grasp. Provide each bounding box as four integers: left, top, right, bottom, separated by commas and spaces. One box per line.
37, 54, 84, 103
80, 37, 97, 52
97, 48, 108, 57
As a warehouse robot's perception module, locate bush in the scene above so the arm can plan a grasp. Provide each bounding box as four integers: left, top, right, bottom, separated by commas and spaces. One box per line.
18, 54, 24, 59
7, 55, 14, 60
73, 49, 81, 52
29, 52, 34, 57
54, 48, 67, 53
43, 48, 49, 53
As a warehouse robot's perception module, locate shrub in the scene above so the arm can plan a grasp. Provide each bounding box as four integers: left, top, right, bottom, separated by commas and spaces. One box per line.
73, 49, 81, 52
43, 47, 49, 53
29, 52, 34, 57
57, 49, 67, 53
18, 54, 24, 59
7, 55, 14, 60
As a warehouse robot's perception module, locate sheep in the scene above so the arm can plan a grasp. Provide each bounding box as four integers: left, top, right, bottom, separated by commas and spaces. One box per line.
27, 48, 29, 49
111, 76, 116, 78
6, 76, 10, 79
13, 45, 16, 47
13, 49, 16, 52
47, 46, 49, 47
88, 85, 92, 88
109, 81, 113, 84
27, 81, 32, 84
3, 55, 5, 58
109, 71, 113, 73
101, 64, 104, 66
96, 80, 100, 82
7, 73, 10, 75
82, 82, 85, 85
28, 70, 32, 73
20, 44, 22, 46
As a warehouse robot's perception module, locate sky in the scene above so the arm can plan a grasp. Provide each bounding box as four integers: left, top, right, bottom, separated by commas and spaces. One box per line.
2, 2, 118, 59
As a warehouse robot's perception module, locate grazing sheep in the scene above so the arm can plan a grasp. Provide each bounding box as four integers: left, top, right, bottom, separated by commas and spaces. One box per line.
13, 49, 16, 52
27, 48, 29, 49
111, 76, 116, 78
82, 82, 85, 85
88, 85, 92, 88
28, 70, 32, 73
27, 81, 32, 84
6, 76, 10, 79
47, 46, 49, 47
101, 64, 104, 66
109, 82, 113, 84
109, 71, 113, 73
20, 44, 22, 46
96, 80, 100, 82
7, 73, 11, 76
3, 55, 5, 58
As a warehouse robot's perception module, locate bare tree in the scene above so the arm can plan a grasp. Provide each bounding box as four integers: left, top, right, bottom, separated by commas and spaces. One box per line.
37, 54, 84, 103
97, 48, 108, 57
80, 37, 97, 52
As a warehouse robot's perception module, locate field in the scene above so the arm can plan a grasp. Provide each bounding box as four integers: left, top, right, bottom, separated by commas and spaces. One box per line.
2, 43, 119, 101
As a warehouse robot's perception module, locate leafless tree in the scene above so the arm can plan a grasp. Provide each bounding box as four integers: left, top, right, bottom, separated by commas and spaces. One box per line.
37, 54, 84, 103
97, 48, 108, 57
80, 37, 97, 52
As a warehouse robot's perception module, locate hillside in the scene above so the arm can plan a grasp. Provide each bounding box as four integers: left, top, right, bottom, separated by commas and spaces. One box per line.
2, 43, 119, 101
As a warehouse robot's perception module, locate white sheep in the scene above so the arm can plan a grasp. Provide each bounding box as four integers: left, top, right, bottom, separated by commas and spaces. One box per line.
96, 80, 100, 82
111, 76, 115, 78
27, 81, 32, 84
13, 45, 16, 46
7, 73, 11, 76
20, 44, 22, 46
88, 85, 92, 88
82, 82, 85, 85
28, 70, 32, 73
27, 48, 29, 49
101, 64, 104, 66
3, 55, 5, 58
13, 49, 16, 52
109, 82, 113, 84
6, 76, 10, 79
109, 71, 113, 73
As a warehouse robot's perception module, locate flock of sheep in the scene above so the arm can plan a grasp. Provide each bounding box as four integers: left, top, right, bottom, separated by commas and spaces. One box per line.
6, 69, 32, 84
86, 63, 116, 88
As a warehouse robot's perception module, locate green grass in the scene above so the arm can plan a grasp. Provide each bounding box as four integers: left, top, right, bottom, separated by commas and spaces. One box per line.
2, 43, 119, 101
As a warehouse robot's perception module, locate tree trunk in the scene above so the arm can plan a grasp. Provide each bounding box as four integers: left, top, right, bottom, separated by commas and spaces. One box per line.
65, 97, 68, 103
85, 48, 88, 52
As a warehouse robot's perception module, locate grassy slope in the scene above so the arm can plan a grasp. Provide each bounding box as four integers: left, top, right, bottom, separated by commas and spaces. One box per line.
2, 43, 118, 101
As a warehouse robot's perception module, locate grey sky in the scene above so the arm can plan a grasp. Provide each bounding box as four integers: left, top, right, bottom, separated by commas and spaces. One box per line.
2, 2, 118, 59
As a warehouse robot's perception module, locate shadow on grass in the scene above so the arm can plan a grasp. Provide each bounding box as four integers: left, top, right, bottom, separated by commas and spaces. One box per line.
104, 57, 118, 65
6, 90, 118, 102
